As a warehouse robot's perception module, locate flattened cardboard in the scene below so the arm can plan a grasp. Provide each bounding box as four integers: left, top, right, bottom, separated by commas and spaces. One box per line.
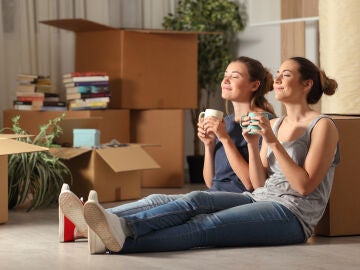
0, 135, 48, 224
315, 116, 360, 236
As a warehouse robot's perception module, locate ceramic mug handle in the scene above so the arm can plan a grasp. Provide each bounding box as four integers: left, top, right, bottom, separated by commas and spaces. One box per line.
198, 112, 206, 122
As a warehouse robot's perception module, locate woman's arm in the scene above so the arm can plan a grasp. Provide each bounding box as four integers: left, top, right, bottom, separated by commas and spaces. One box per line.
266, 118, 338, 195
198, 119, 216, 188
202, 143, 216, 188
204, 117, 252, 190
243, 117, 274, 189
220, 136, 252, 190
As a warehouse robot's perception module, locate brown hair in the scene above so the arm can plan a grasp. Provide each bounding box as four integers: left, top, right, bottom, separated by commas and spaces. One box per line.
290, 57, 338, 104
225, 56, 276, 116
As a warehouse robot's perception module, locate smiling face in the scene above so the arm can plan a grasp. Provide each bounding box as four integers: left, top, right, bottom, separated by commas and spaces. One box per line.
273, 59, 310, 103
221, 61, 260, 102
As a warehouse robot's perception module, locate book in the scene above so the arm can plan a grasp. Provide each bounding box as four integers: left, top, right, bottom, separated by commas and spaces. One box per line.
36, 84, 57, 94
16, 84, 37, 92
41, 101, 67, 111
44, 96, 61, 102
16, 91, 45, 102
16, 91, 45, 97
63, 81, 109, 88
16, 73, 39, 82
68, 101, 108, 110
16, 96, 45, 102
65, 85, 110, 94
63, 75, 109, 84
43, 101, 67, 107
63, 71, 107, 78
13, 100, 43, 111
69, 97, 110, 104
66, 92, 111, 101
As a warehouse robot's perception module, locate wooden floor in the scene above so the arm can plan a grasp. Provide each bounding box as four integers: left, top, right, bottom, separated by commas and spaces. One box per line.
1, 183, 360, 270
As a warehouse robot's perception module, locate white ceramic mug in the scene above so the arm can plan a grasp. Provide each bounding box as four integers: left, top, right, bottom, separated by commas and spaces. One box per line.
198, 109, 224, 122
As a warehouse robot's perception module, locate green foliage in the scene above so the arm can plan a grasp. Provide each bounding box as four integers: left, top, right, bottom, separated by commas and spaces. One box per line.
162, 0, 246, 155
0, 113, 72, 211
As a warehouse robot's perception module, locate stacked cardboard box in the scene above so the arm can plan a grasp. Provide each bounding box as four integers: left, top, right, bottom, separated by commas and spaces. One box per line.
131, 110, 184, 187
40, 19, 198, 110
315, 116, 360, 236
39, 19, 200, 188
3, 109, 130, 146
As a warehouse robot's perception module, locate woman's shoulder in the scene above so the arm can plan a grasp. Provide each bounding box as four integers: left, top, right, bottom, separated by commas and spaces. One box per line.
312, 115, 338, 135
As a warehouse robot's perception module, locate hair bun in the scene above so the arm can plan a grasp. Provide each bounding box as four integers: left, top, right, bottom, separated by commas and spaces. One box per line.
320, 70, 338, 96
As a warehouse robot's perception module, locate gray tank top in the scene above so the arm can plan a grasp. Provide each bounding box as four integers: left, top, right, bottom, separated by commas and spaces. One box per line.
247, 115, 340, 238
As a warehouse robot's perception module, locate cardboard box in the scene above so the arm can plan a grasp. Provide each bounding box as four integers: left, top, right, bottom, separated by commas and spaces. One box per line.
40, 19, 198, 109
3, 109, 130, 146
315, 116, 360, 236
131, 109, 184, 187
50, 145, 160, 202
0, 135, 47, 224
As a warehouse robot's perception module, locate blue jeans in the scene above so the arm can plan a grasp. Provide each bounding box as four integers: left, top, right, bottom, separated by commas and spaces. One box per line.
120, 191, 306, 253
107, 178, 246, 217
107, 194, 184, 217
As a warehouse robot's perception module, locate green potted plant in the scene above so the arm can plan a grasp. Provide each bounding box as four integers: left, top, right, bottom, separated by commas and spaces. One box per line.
0, 113, 72, 211
162, 0, 246, 182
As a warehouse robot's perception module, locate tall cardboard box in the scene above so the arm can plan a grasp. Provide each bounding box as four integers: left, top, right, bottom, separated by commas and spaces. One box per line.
3, 109, 130, 146
131, 110, 184, 187
315, 116, 360, 236
40, 19, 198, 109
0, 135, 47, 224
50, 145, 160, 202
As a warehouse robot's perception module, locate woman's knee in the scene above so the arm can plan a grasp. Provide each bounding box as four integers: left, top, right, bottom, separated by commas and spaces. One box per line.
183, 191, 210, 207
143, 194, 169, 205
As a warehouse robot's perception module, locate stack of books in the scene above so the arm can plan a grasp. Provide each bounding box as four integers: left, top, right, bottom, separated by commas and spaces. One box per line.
63, 71, 111, 110
14, 74, 66, 111
14, 74, 44, 110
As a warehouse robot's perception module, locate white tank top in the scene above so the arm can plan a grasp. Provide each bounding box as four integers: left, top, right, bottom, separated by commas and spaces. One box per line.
247, 115, 340, 238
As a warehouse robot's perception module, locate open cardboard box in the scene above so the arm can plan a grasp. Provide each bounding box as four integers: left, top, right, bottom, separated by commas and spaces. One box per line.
50, 144, 160, 202
40, 19, 198, 109
0, 135, 48, 224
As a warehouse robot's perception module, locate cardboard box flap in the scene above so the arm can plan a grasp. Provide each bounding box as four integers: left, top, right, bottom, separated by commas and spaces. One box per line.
0, 134, 33, 139
126, 29, 219, 35
40, 19, 116, 32
40, 19, 218, 35
0, 139, 48, 156
49, 147, 92, 160
96, 145, 160, 172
